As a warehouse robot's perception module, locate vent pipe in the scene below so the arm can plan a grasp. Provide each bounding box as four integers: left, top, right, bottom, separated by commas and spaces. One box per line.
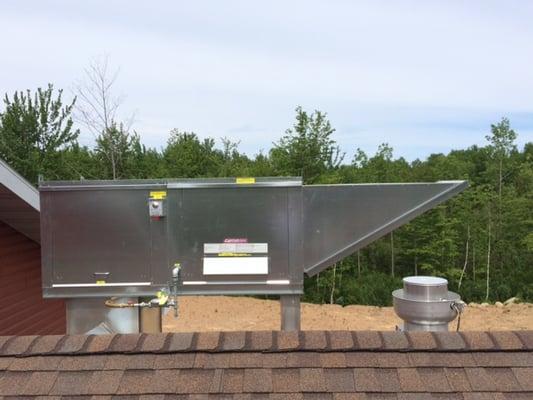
392, 276, 465, 332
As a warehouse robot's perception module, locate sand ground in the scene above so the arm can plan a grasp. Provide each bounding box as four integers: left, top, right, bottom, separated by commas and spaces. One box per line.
163, 295, 533, 332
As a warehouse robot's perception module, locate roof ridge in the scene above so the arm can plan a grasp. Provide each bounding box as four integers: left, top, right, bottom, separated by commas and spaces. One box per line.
1, 331, 532, 357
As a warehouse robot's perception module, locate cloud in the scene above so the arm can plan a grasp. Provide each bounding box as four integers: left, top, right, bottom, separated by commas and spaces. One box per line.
1, 1, 532, 160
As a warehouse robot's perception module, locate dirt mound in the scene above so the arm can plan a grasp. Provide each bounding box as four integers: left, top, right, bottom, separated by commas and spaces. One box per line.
163, 296, 533, 332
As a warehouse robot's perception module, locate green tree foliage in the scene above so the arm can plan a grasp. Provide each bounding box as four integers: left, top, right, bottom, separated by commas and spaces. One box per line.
95, 123, 140, 179
1, 88, 532, 305
0, 85, 79, 184
270, 106, 344, 183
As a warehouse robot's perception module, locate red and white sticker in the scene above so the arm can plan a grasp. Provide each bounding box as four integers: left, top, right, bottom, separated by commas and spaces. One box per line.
224, 238, 248, 243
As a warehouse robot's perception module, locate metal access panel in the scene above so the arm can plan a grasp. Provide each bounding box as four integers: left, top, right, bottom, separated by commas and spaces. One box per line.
167, 180, 303, 294
40, 180, 169, 298
40, 178, 303, 298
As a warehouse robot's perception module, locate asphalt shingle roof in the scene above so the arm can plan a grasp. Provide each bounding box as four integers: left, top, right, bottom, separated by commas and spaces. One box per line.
0, 331, 532, 399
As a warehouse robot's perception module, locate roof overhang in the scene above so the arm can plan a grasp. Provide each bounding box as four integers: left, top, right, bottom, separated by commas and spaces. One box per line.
0, 159, 40, 243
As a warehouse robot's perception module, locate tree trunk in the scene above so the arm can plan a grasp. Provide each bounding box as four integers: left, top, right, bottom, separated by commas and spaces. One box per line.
486, 213, 491, 301
330, 263, 337, 304
414, 236, 418, 275
390, 232, 395, 278
499, 158, 503, 202
458, 225, 470, 290
472, 244, 476, 282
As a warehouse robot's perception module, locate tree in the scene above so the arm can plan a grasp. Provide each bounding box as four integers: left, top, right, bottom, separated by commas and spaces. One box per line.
74, 55, 135, 179
94, 122, 140, 179
0, 84, 79, 184
485, 118, 517, 200
270, 106, 344, 183
163, 130, 221, 177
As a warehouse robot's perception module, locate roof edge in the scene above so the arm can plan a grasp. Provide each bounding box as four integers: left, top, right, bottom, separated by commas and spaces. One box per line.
0, 158, 39, 211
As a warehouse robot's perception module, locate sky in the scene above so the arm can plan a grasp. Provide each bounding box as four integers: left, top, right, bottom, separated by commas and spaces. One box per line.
2, 1, 533, 161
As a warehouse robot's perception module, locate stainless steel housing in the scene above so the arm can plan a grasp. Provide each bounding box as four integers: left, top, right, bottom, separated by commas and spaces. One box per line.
40, 178, 468, 299
393, 276, 461, 332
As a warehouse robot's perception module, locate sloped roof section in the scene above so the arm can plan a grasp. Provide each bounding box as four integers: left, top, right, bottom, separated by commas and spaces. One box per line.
0, 330, 532, 398
0, 158, 40, 243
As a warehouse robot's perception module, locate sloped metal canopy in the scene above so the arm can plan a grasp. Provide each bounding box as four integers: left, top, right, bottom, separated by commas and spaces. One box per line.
303, 181, 468, 276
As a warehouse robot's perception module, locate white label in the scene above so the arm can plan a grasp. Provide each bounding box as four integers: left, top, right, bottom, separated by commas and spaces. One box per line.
203, 257, 268, 275
204, 243, 268, 254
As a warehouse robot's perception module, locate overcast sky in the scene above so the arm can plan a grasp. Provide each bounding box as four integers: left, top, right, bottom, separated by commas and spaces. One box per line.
2, 1, 533, 161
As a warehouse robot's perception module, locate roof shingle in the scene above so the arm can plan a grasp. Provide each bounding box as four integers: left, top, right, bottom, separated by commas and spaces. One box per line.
0, 330, 531, 398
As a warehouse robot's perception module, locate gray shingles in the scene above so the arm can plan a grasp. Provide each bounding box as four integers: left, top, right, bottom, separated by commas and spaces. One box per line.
175, 369, 216, 394
243, 368, 272, 393
29, 335, 64, 354
1, 330, 533, 398
465, 368, 497, 392
461, 332, 495, 351
167, 333, 194, 352
444, 368, 472, 392
515, 331, 533, 349
109, 334, 142, 353
221, 369, 244, 393
85, 334, 116, 353
489, 332, 524, 350
276, 331, 300, 350
299, 368, 325, 392
221, 332, 246, 351
50, 371, 92, 395
320, 352, 347, 368
406, 332, 437, 350
86, 370, 123, 395
0, 371, 32, 396
353, 332, 382, 350
353, 368, 380, 392
376, 368, 400, 392
417, 368, 452, 392
248, 331, 272, 351
272, 368, 300, 393
302, 331, 327, 350
324, 368, 355, 392
397, 368, 425, 392
328, 331, 354, 350
56, 335, 89, 353
141, 333, 168, 352
512, 367, 533, 391
20, 371, 58, 395
195, 332, 220, 351
484, 368, 522, 392
2, 336, 37, 355
381, 332, 409, 350
432, 332, 466, 350
287, 352, 321, 368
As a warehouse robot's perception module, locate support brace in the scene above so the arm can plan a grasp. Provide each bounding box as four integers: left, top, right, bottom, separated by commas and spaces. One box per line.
280, 295, 301, 331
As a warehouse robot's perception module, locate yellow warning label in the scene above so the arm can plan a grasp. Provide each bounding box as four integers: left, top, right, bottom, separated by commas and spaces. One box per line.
236, 177, 255, 184
150, 191, 167, 199
96, 280, 106, 286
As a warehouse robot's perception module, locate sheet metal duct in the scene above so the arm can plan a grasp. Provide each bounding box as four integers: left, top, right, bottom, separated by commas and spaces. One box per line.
40, 178, 467, 299
303, 181, 468, 276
